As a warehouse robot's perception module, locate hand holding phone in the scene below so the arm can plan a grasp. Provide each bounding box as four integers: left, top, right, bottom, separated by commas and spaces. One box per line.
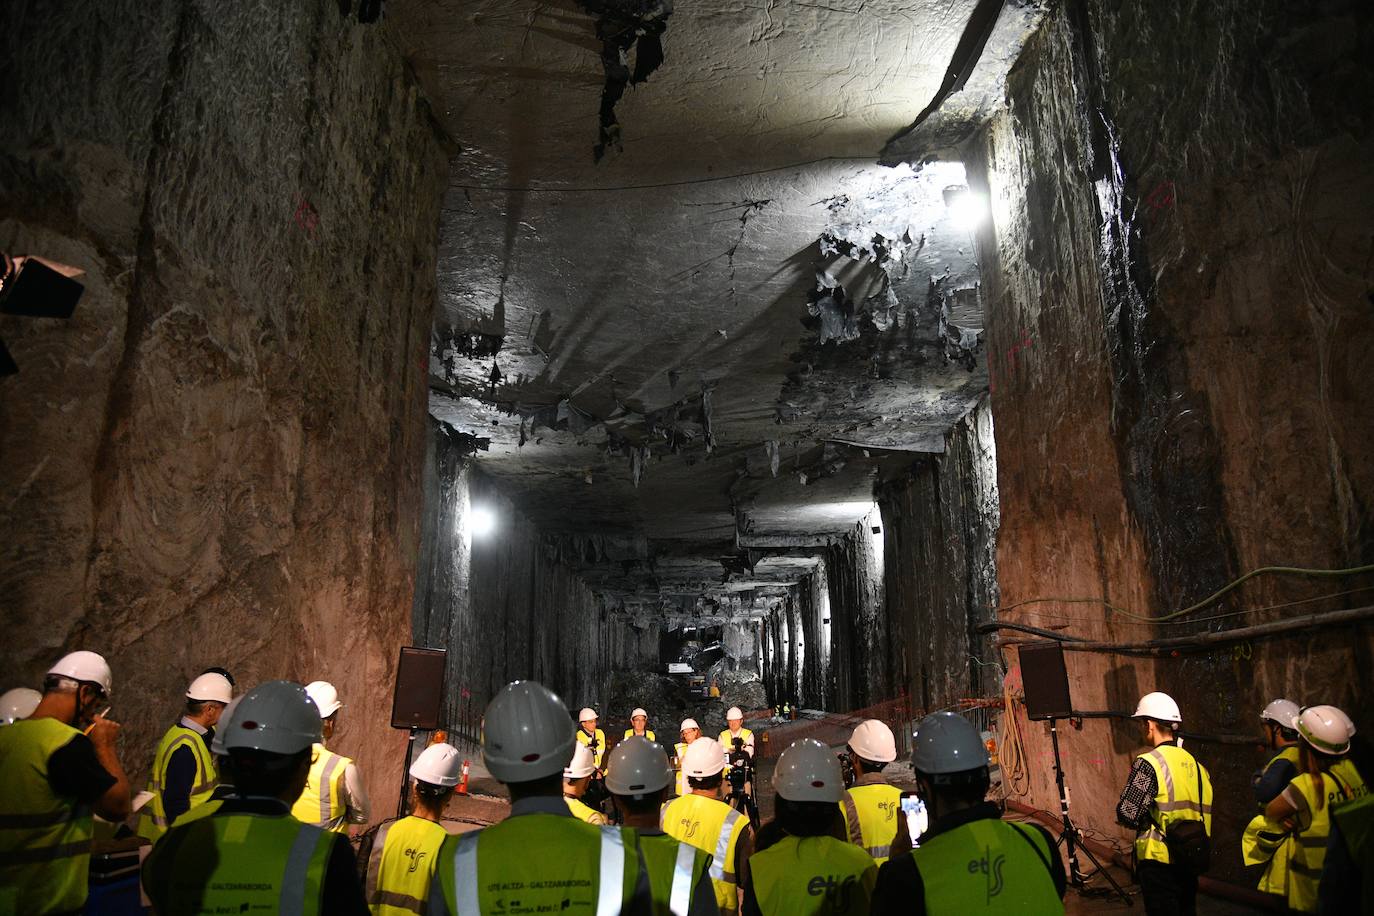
899, 791, 929, 846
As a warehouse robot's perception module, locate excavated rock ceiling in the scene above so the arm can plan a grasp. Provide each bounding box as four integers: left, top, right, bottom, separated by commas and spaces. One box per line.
390, 0, 1042, 611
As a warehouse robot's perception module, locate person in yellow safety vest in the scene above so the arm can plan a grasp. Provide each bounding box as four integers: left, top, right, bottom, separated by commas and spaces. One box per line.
0, 651, 131, 915
720, 706, 755, 776
606, 735, 717, 915
744, 738, 877, 916
1245, 697, 1302, 901
427, 680, 646, 915
168, 695, 244, 829
565, 742, 609, 824
660, 737, 756, 915
136, 670, 233, 841
1319, 790, 1374, 912
293, 680, 370, 833
142, 680, 366, 914
577, 706, 608, 772
363, 742, 463, 915
1264, 705, 1356, 913
1114, 692, 1212, 916
0, 687, 41, 725
872, 712, 1064, 915
674, 717, 702, 797
624, 706, 657, 742
838, 719, 902, 866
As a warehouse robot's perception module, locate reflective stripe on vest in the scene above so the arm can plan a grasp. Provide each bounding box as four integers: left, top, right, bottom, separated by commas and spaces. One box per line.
911, 819, 1062, 914
0, 718, 95, 914
366, 816, 448, 915
749, 834, 877, 916
840, 784, 902, 864
669, 840, 697, 914
636, 830, 710, 916
142, 811, 333, 915
1134, 745, 1212, 866
137, 724, 218, 839
291, 744, 352, 832
443, 815, 632, 916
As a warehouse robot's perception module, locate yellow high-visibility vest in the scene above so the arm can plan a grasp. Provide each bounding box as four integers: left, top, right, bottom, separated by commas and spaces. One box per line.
136, 722, 217, 841
292, 743, 353, 832
0, 718, 97, 914
567, 796, 608, 825
1133, 744, 1212, 866
839, 783, 903, 865
430, 814, 638, 915
1285, 771, 1346, 913
1253, 745, 1300, 896
633, 829, 712, 916
365, 815, 448, 915
1331, 794, 1374, 909
749, 834, 876, 915
661, 792, 749, 914
142, 809, 334, 914
1331, 758, 1368, 804
624, 728, 657, 742
910, 818, 1062, 913
576, 728, 607, 769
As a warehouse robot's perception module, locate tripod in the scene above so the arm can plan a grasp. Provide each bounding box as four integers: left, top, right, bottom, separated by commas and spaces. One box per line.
1047, 718, 1132, 905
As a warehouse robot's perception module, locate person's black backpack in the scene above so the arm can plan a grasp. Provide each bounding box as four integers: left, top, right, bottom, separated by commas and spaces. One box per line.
1165, 758, 1211, 875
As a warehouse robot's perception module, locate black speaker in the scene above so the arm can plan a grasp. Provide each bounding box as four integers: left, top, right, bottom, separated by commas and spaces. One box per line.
390, 646, 447, 730
1021, 641, 1072, 721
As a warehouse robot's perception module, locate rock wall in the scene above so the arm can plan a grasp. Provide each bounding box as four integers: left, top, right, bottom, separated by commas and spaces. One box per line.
824, 509, 887, 710
878, 400, 1001, 716
412, 424, 659, 745
969, 0, 1374, 877
0, 0, 446, 815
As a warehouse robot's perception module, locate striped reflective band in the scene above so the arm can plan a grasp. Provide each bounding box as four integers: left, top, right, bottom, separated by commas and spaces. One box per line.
364, 822, 392, 903
841, 794, 862, 846
1148, 750, 1209, 817
453, 831, 481, 916
319, 754, 345, 825
596, 828, 625, 916
280, 824, 321, 916
710, 809, 742, 883
668, 841, 696, 916
868, 844, 891, 859
0, 840, 90, 865
372, 889, 427, 913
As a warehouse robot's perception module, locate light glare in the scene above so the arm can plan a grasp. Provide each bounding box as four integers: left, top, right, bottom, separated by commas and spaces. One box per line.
469, 506, 496, 537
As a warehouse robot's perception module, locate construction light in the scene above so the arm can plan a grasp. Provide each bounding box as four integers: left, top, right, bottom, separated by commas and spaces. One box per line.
469, 506, 496, 538
943, 185, 986, 231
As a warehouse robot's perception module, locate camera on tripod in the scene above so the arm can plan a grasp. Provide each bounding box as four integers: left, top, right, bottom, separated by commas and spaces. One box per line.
724, 736, 759, 828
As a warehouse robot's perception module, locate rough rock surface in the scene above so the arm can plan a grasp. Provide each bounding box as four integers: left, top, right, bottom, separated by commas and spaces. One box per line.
1, 0, 446, 813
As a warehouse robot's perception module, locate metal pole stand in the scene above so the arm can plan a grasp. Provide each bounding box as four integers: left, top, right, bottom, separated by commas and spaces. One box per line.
1049, 717, 1132, 905
396, 726, 418, 820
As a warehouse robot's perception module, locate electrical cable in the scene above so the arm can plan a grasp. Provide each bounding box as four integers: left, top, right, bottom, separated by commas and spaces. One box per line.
995, 564, 1374, 623
1013, 584, 1374, 629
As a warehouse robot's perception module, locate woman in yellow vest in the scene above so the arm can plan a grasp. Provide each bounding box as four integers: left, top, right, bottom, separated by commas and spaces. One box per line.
744, 738, 877, 916
839, 719, 903, 866
624, 706, 657, 742
136, 671, 232, 841
364, 742, 463, 915
294, 680, 371, 832
565, 742, 609, 824
673, 718, 702, 797
1265, 705, 1355, 913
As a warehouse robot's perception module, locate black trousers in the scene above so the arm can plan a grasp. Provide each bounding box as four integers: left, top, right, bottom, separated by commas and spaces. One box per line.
1136, 859, 1198, 916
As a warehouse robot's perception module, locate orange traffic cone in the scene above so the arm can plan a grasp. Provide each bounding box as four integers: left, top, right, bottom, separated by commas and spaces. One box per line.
457, 759, 471, 795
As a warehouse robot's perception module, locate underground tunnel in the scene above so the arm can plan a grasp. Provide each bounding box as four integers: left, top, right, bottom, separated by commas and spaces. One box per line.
2, 0, 1372, 913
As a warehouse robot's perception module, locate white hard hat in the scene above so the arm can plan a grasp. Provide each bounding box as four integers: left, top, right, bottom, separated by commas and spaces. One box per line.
47, 651, 113, 697
774, 737, 844, 803
411, 743, 464, 787
680, 718, 700, 732
0, 687, 41, 725
911, 711, 989, 775
726, 707, 744, 721
578, 707, 598, 723
848, 719, 898, 763
303, 681, 343, 718
564, 742, 597, 779
682, 738, 726, 778
482, 681, 576, 783
222, 680, 322, 755
631, 708, 648, 720
1132, 692, 1182, 725
1295, 705, 1351, 755
186, 672, 233, 704
605, 736, 673, 796
1261, 698, 1300, 728
209, 696, 244, 756
1330, 706, 1357, 739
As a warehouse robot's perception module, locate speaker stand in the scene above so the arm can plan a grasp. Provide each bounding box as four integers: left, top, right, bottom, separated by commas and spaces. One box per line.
1048, 717, 1132, 905
396, 726, 419, 820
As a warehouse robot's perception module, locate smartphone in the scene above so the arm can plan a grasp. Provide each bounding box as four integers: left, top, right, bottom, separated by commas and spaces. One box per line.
900, 791, 928, 846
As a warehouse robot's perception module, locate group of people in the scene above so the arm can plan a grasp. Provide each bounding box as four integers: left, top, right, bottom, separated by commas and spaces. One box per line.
0, 650, 1369, 915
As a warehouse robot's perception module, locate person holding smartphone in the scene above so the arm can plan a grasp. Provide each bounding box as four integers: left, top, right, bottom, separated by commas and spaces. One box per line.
871, 712, 1065, 915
